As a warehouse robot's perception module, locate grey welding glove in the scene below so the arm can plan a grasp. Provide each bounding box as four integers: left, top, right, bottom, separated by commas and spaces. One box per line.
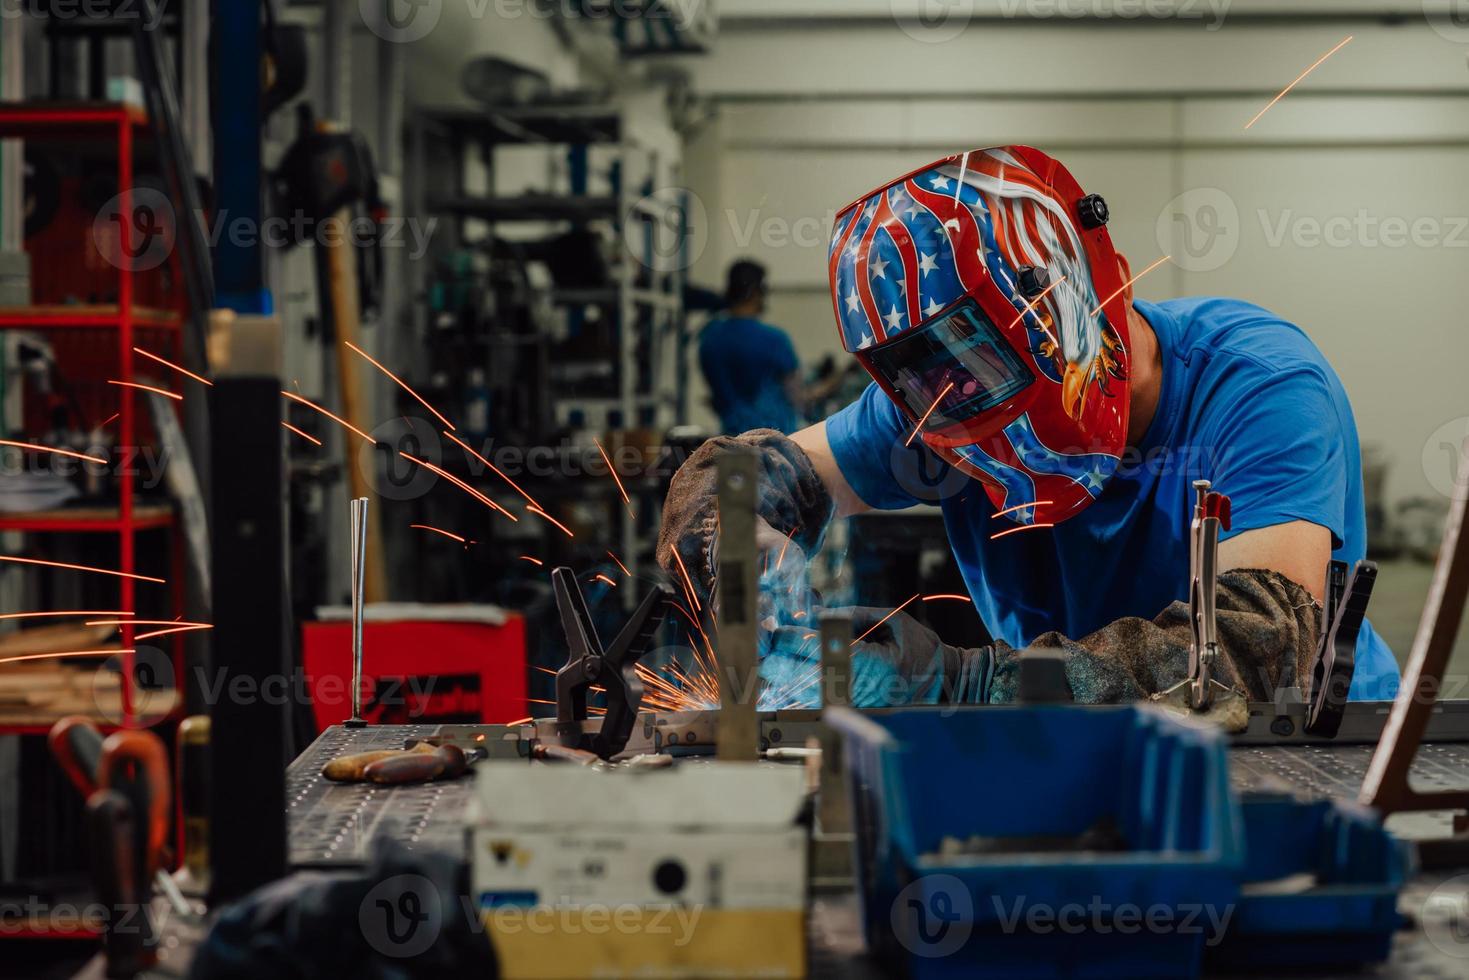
657, 429, 835, 608
813, 567, 1318, 707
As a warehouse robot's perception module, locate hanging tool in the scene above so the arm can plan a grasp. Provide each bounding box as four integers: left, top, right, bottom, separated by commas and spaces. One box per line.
552, 567, 673, 760
88, 789, 148, 978
1153, 480, 1246, 728
1304, 559, 1377, 737
346, 496, 369, 727
47, 717, 190, 917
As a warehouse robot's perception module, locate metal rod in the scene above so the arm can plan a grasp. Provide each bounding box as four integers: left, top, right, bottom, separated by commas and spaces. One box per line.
715, 451, 759, 761
347, 496, 369, 727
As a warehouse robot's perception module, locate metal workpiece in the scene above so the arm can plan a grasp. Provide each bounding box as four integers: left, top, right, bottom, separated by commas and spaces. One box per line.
346, 496, 369, 728
715, 449, 760, 761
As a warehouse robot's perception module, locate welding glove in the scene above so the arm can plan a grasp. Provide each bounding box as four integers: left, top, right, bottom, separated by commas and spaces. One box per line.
657, 429, 834, 609
765, 567, 1319, 708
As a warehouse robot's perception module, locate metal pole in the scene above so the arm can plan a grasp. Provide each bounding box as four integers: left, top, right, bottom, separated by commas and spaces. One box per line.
715, 451, 759, 761
347, 496, 368, 727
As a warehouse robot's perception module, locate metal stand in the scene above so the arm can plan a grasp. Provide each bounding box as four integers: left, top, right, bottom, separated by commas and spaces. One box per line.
715, 451, 759, 761
1359, 435, 1469, 866
345, 497, 369, 728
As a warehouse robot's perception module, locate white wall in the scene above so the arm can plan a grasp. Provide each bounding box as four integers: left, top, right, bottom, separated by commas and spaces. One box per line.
677, 8, 1469, 505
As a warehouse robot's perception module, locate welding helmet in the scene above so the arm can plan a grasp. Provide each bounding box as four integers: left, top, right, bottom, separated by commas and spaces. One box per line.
828, 146, 1130, 526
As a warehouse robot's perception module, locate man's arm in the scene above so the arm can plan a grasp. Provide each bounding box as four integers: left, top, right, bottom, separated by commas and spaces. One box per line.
790, 421, 871, 519
1220, 521, 1331, 602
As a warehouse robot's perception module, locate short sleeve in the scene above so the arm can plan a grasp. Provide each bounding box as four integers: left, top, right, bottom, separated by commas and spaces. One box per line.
825, 382, 928, 511
765, 326, 799, 376
1203, 364, 1349, 549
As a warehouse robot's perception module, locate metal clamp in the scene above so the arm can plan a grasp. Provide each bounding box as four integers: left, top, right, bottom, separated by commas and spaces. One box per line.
1304, 559, 1377, 737
552, 567, 672, 759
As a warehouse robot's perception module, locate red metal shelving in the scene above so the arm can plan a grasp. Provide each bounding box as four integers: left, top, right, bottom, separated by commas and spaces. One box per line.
0, 102, 188, 731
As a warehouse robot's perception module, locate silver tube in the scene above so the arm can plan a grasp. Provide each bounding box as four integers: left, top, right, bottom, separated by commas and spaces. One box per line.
347, 496, 369, 726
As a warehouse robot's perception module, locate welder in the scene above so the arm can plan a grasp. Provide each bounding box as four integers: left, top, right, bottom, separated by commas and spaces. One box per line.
658, 145, 1400, 707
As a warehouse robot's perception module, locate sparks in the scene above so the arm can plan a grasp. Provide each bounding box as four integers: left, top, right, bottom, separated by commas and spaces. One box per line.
108, 379, 181, 401
1005, 274, 1068, 343
990, 522, 1056, 540
851, 594, 920, 646
281, 390, 375, 442
0, 555, 164, 583
505, 716, 533, 726
993, 500, 1053, 519
671, 548, 701, 612
0, 440, 107, 465
443, 431, 541, 509
593, 573, 617, 588
1089, 255, 1170, 317
134, 624, 213, 640
922, 594, 972, 603
1245, 35, 1353, 130
95, 413, 120, 429
526, 505, 574, 538
132, 346, 213, 386
0, 648, 134, 666
518, 555, 544, 566
775, 529, 798, 571
85, 619, 211, 628
592, 437, 632, 507
281, 421, 322, 446
398, 452, 518, 522
606, 551, 631, 577
905, 381, 955, 447
345, 340, 456, 430
0, 610, 134, 622
410, 523, 467, 544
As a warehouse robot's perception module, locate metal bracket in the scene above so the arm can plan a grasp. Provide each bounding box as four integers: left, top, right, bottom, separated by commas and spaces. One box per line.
1304, 559, 1377, 737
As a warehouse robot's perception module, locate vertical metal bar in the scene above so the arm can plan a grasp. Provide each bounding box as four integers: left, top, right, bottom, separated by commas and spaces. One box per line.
715, 450, 758, 761
119, 116, 136, 726
0, 13, 22, 254
323, 0, 351, 127
347, 496, 368, 726
818, 613, 852, 835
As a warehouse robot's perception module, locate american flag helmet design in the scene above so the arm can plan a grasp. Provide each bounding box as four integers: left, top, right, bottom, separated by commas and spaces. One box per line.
829, 146, 1132, 526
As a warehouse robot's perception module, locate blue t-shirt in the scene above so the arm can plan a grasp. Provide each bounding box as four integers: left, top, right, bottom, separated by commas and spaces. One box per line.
699, 316, 801, 435
826, 296, 1399, 701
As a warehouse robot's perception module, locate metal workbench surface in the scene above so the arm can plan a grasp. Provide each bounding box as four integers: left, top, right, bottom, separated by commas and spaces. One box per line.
287, 725, 1469, 974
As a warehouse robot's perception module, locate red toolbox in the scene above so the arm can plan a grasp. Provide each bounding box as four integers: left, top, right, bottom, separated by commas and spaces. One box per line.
301, 607, 527, 730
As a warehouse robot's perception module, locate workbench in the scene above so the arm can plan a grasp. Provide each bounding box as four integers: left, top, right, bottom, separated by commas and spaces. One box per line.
280, 722, 1469, 977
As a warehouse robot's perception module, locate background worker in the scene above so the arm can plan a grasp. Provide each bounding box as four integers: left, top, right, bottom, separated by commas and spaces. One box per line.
698, 259, 851, 435
660, 145, 1400, 707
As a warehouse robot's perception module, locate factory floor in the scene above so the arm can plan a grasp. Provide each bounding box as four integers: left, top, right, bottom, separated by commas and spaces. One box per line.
1369, 559, 1469, 683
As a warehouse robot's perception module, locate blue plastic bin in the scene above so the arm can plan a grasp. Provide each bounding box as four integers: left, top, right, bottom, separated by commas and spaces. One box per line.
1206, 790, 1414, 969
826, 705, 1245, 979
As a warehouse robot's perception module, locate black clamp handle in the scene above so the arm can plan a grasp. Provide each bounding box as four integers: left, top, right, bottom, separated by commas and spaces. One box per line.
1305, 558, 1377, 737
552, 567, 672, 759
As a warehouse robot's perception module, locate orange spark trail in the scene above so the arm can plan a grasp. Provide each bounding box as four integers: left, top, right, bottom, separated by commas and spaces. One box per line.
95, 413, 120, 429
905, 382, 954, 447
0, 648, 134, 666
108, 380, 181, 401
606, 551, 631, 577
526, 505, 573, 538
135, 624, 213, 640
443, 431, 541, 509
775, 529, 797, 571
399, 452, 518, 521
505, 716, 533, 726
671, 549, 701, 612
0, 555, 164, 583
922, 594, 972, 603
0, 610, 133, 622
519, 555, 543, 566
593, 573, 617, 588
132, 346, 213, 386
0, 440, 107, 465
410, 523, 467, 544
1246, 35, 1353, 130
281, 421, 322, 446
85, 619, 210, 628
990, 522, 1056, 540
345, 340, 456, 430
993, 500, 1052, 519
592, 437, 632, 507
1088, 255, 1170, 317
281, 391, 375, 442
851, 594, 920, 646
1005, 274, 1069, 333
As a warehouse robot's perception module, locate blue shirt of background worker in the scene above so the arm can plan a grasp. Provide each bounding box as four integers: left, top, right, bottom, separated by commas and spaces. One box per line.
698, 260, 802, 435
